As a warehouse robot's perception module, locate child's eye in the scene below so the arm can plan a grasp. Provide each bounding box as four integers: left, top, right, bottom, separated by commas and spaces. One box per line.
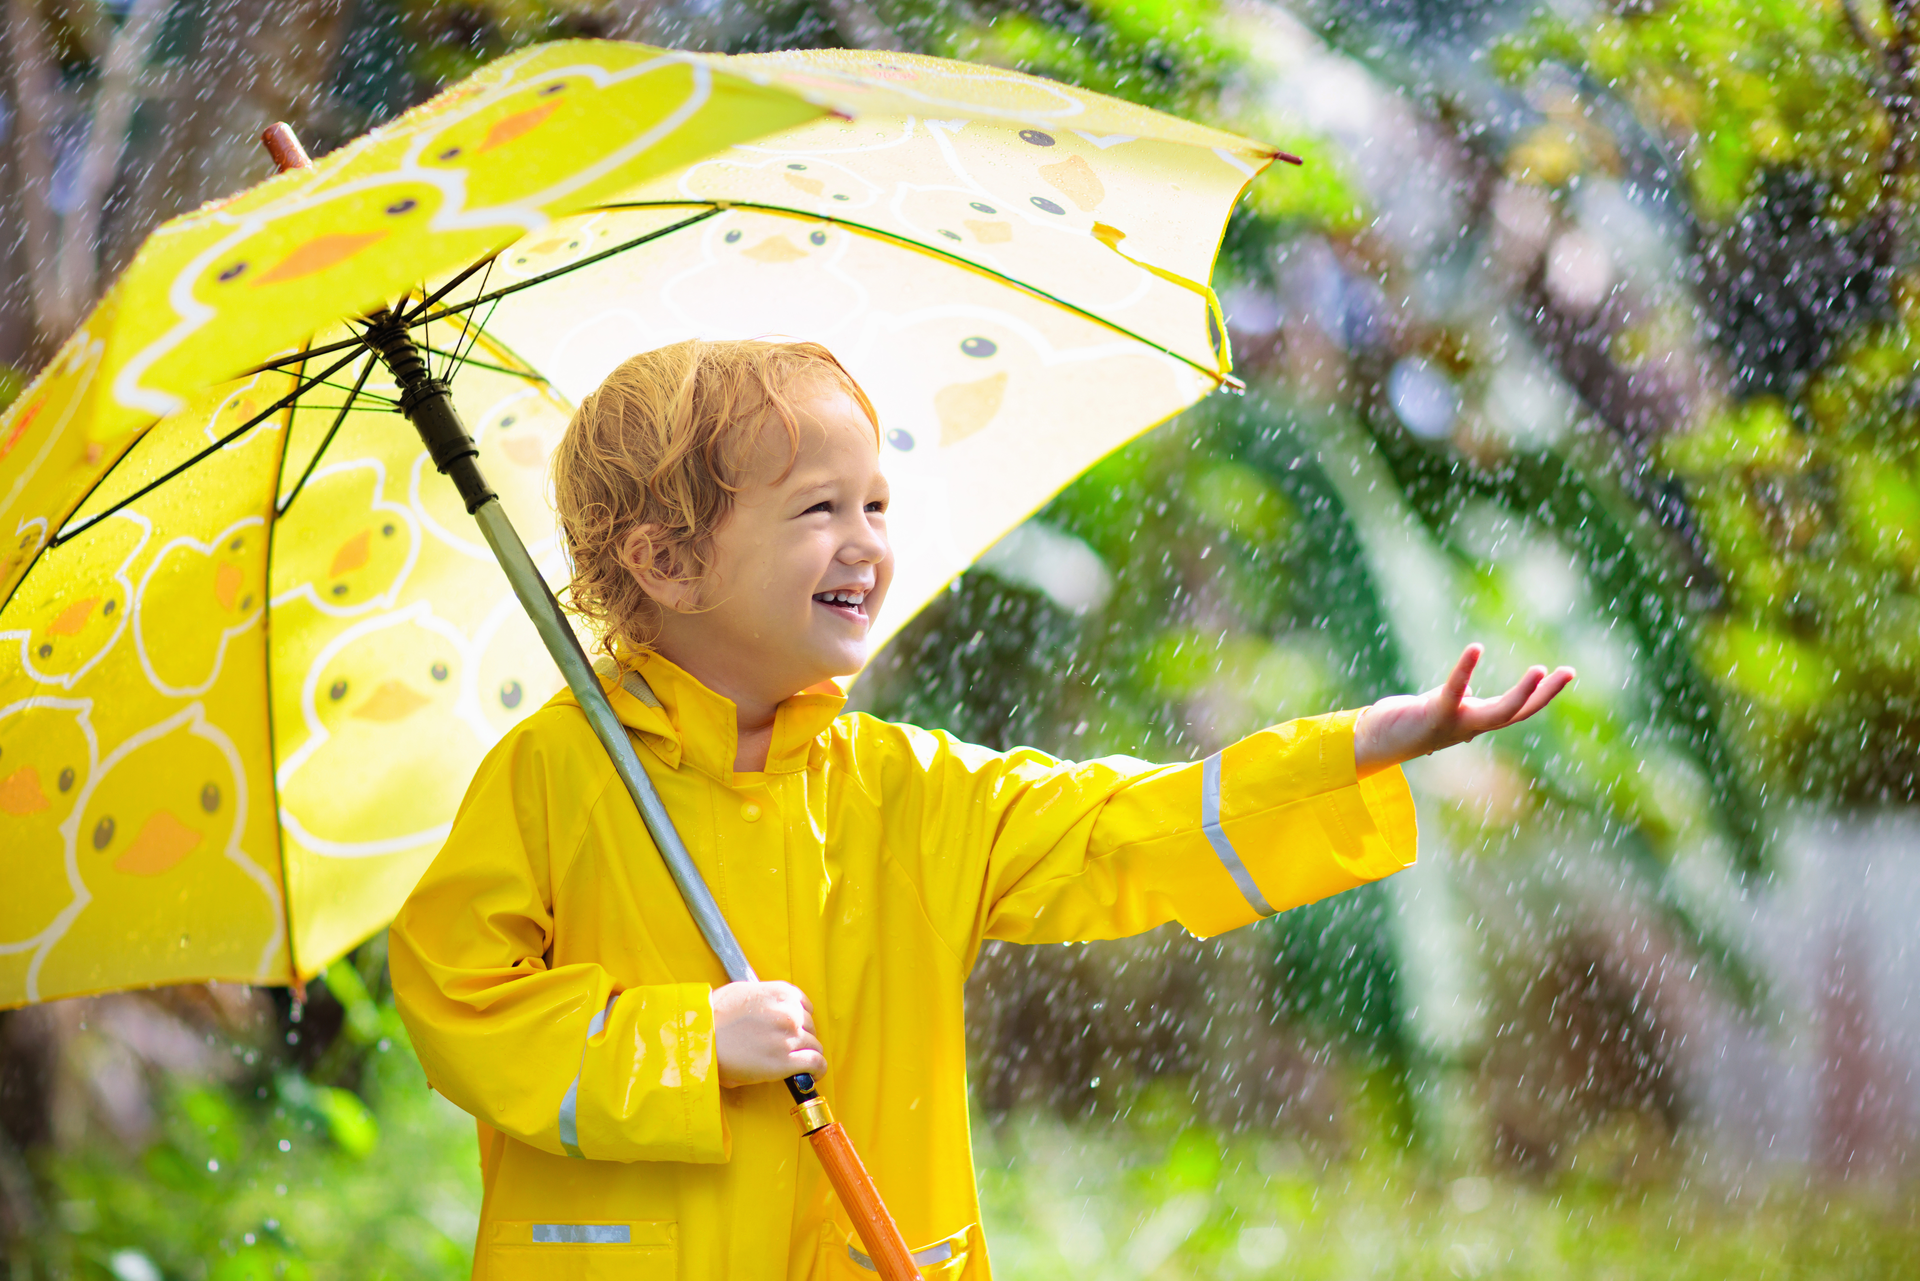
865, 500, 886, 513
804, 501, 832, 515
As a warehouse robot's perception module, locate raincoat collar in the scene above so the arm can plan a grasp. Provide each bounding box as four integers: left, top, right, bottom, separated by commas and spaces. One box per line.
595, 648, 845, 782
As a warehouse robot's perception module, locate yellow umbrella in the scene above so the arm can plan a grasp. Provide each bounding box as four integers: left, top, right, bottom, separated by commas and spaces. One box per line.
0, 40, 1281, 1006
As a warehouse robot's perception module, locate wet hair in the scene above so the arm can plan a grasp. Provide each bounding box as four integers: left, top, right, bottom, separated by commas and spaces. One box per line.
552, 338, 880, 656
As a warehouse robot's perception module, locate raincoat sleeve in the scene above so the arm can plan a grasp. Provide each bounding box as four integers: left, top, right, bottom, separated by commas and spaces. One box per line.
388, 711, 726, 1165
870, 708, 1415, 952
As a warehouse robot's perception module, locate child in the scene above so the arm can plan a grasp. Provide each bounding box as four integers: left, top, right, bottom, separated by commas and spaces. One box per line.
389, 339, 1572, 1280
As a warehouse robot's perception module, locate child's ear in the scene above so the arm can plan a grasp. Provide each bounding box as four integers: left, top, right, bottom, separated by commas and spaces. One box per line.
619, 525, 700, 613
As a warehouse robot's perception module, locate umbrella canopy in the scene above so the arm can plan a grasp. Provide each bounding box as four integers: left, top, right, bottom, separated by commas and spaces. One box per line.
0, 42, 1281, 1006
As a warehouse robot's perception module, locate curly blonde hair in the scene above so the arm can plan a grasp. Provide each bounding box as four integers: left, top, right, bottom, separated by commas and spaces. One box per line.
552, 339, 879, 656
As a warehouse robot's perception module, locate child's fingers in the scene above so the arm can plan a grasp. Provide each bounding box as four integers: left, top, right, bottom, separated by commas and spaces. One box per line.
1462, 666, 1543, 730
1441, 644, 1483, 704
790, 1028, 828, 1076
1506, 667, 1575, 724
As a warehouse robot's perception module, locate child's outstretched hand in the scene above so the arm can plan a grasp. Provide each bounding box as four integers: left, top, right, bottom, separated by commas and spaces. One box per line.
1354, 643, 1574, 776
711, 980, 828, 1088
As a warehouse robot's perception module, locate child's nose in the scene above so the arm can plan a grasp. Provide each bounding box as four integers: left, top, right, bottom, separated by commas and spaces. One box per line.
838, 520, 889, 565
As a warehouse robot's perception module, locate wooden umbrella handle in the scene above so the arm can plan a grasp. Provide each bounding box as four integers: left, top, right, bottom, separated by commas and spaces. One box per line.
792, 1092, 922, 1281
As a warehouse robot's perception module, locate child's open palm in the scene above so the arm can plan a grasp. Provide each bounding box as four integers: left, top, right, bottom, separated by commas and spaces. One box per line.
1354, 644, 1574, 775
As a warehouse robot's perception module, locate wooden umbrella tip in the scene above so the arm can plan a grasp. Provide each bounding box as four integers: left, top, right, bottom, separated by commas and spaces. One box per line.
262, 123, 314, 173
1273, 149, 1304, 166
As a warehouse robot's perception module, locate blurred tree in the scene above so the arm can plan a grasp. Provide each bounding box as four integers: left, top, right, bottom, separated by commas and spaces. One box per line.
1494, 1, 1920, 804
1, 0, 362, 369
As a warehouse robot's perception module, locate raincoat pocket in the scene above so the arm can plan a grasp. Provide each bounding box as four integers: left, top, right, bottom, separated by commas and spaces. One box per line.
480, 1220, 675, 1279
824, 1222, 977, 1279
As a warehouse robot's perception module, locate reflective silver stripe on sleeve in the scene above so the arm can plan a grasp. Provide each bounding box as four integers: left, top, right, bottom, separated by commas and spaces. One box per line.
558, 994, 619, 1160
1202, 752, 1275, 917
533, 1224, 631, 1244
849, 1241, 955, 1271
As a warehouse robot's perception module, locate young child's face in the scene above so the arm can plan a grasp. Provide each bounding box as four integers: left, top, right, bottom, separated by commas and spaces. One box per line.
653, 381, 893, 702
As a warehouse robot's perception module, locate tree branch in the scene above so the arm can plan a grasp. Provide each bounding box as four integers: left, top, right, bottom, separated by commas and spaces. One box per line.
1874, 0, 1919, 276
6, 0, 65, 358
819, 0, 906, 53
53, 0, 172, 340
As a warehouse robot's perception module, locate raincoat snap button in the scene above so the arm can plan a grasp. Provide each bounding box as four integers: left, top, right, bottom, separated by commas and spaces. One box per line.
741, 802, 762, 821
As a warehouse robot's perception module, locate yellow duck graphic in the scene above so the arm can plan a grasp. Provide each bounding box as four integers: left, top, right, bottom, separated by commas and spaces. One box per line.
497, 212, 611, 281
473, 599, 566, 740
659, 211, 865, 341
275, 604, 487, 856
185, 175, 449, 323
31, 704, 282, 1002
0, 697, 98, 1004
0, 513, 147, 691
411, 382, 567, 579
270, 459, 417, 617
133, 516, 268, 696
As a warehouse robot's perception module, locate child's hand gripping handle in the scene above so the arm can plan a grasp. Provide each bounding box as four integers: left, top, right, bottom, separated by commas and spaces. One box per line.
788, 1074, 924, 1281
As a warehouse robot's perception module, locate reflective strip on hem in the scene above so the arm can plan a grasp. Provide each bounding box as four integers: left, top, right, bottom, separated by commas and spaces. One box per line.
849, 1241, 955, 1271
533, 1224, 631, 1244
1202, 752, 1275, 917
558, 993, 619, 1159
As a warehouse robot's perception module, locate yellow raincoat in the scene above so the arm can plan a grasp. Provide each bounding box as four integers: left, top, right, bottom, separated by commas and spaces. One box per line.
389, 649, 1416, 1280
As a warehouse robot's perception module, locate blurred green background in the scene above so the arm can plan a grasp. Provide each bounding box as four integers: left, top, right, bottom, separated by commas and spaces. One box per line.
4, 0, 1919, 1276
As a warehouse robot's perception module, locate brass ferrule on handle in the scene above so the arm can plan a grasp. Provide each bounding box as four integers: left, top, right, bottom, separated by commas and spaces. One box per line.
792, 1097, 834, 1134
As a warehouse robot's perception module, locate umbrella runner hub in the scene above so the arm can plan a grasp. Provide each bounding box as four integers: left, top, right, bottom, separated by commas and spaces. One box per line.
363, 313, 495, 515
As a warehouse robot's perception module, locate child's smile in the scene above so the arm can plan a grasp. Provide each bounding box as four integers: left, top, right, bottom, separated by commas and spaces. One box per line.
811, 586, 869, 623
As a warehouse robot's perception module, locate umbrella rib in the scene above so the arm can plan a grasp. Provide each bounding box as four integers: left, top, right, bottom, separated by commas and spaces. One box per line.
415, 344, 547, 383
277, 351, 380, 518
236, 209, 718, 378
243, 332, 369, 373
442, 258, 498, 380
596, 200, 1231, 386
398, 249, 504, 330
398, 206, 724, 331
309, 379, 397, 405
49, 346, 367, 549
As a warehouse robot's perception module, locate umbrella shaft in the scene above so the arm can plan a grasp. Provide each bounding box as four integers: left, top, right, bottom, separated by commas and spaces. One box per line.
468, 498, 760, 990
